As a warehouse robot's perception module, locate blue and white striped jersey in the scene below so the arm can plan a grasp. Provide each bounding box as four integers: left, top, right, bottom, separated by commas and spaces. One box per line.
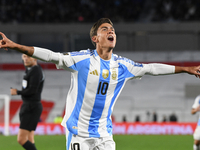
58, 49, 143, 138
33, 47, 175, 138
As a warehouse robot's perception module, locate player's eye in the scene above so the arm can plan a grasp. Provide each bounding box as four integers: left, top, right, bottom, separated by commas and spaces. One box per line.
102, 28, 107, 31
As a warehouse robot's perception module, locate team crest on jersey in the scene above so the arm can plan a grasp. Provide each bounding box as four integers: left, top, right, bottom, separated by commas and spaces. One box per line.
102, 69, 109, 79
111, 69, 117, 80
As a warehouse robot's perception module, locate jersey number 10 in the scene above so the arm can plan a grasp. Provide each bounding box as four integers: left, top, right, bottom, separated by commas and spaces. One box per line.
71, 143, 80, 150
97, 82, 109, 95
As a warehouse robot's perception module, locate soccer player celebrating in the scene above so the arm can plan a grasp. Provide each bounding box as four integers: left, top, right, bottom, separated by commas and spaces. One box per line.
1, 18, 200, 150
191, 95, 200, 150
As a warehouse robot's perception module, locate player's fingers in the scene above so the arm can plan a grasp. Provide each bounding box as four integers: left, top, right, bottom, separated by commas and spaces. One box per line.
194, 66, 200, 74
0, 40, 8, 50
0, 32, 6, 39
0, 41, 5, 48
195, 75, 200, 78
0, 46, 8, 51
196, 66, 200, 70
0, 39, 5, 43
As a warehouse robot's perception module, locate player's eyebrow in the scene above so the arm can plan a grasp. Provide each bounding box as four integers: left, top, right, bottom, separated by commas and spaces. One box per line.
100, 26, 115, 31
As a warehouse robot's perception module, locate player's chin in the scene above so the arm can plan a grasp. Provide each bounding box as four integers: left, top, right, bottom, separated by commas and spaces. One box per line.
108, 46, 115, 51
109, 43, 116, 49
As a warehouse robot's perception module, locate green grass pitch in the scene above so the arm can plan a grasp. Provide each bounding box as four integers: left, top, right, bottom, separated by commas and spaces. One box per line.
0, 134, 194, 150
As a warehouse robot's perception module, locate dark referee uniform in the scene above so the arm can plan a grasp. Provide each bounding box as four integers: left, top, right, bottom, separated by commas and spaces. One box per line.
17, 65, 45, 131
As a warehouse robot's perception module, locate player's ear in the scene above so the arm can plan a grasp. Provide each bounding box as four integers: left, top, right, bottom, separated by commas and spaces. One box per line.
92, 36, 98, 43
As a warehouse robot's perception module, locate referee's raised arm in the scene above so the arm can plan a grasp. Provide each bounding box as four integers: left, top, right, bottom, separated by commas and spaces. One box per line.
0, 32, 34, 56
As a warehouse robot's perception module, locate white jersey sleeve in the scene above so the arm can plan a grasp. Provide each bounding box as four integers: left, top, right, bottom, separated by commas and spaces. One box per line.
192, 95, 200, 109
33, 47, 90, 71
136, 63, 175, 76
117, 55, 175, 79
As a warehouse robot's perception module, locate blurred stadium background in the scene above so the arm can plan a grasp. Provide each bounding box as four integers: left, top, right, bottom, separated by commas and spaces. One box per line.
1, 0, 200, 136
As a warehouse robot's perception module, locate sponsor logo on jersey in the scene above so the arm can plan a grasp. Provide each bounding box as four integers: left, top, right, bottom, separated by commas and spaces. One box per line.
102, 69, 109, 79
90, 70, 99, 76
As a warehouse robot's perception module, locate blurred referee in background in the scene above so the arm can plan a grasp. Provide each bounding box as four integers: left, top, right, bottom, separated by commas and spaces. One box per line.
10, 54, 45, 150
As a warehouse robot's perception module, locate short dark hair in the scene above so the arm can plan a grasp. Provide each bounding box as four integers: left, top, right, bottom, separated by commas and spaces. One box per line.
90, 18, 113, 47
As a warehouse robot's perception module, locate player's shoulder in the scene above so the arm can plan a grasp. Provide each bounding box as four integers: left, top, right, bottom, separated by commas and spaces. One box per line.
113, 53, 143, 67
63, 49, 94, 57
113, 53, 132, 62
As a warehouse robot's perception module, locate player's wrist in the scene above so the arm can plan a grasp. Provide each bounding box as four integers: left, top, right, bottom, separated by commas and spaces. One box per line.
9, 41, 18, 49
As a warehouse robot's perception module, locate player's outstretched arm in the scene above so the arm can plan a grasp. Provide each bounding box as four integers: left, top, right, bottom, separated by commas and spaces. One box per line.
0, 32, 34, 56
175, 66, 200, 78
140, 63, 200, 78
0, 32, 61, 64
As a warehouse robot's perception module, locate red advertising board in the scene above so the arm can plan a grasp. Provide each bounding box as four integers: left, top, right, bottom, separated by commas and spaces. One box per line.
112, 122, 197, 135
0, 122, 197, 135
0, 123, 66, 135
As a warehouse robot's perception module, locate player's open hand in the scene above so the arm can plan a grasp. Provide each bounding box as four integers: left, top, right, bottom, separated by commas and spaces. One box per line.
187, 66, 200, 78
0, 32, 16, 50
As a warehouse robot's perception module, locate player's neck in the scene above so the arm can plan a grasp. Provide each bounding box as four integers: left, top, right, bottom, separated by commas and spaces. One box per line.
96, 47, 113, 60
